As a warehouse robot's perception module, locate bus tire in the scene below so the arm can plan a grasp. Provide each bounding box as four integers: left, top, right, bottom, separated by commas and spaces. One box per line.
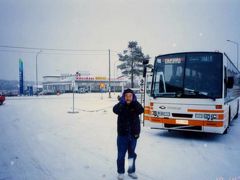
223, 127, 228, 134
228, 108, 231, 126
224, 108, 231, 134
234, 100, 239, 119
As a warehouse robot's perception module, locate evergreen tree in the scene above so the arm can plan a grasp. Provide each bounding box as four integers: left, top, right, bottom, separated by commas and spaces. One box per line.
118, 41, 150, 88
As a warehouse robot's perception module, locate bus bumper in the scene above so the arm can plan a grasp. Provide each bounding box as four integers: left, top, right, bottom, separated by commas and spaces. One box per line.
144, 119, 227, 134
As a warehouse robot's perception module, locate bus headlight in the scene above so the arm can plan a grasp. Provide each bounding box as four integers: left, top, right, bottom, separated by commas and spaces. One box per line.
204, 114, 211, 120
163, 112, 170, 116
202, 114, 217, 120
156, 111, 170, 117
195, 114, 203, 118
195, 113, 217, 120
210, 114, 217, 120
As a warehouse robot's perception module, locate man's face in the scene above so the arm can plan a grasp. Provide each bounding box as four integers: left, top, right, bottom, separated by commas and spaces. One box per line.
124, 92, 133, 104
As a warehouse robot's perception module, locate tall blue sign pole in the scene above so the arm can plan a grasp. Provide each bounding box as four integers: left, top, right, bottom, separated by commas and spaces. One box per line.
19, 59, 24, 95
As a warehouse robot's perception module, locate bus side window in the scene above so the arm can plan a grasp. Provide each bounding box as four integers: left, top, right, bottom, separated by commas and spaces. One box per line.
146, 74, 152, 95
153, 72, 160, 95
224, 67, 227, 98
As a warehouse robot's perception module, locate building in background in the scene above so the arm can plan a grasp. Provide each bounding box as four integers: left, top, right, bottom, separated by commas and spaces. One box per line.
42, 71, 127, 94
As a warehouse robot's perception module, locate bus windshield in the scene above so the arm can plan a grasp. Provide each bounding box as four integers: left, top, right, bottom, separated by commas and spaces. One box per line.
152, 53, 223, 99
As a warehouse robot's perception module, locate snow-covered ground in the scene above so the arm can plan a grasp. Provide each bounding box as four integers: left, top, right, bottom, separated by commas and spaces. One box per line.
0, 93, 240, 180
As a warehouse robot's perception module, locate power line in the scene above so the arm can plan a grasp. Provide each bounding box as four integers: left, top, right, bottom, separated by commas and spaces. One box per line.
41, 52, 108, 56
0, 49, 108, 56
110, 50, 120, 54
0, 45, 121, 56
0, 49, 37, 54
0, 45, 107, 52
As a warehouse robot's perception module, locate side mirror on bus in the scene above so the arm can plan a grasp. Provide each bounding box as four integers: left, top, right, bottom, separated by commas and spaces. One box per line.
143, 67, 147, 77
142, 59, 149, 78
227, 77, 234, 89
143, 59, 149, 65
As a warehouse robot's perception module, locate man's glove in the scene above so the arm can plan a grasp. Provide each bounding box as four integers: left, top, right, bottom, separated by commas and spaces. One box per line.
120, 96, 126, 105
133, 134, 140, 139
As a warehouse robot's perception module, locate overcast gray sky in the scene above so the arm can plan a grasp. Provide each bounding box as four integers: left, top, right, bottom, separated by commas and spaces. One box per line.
0, 0, 240, 81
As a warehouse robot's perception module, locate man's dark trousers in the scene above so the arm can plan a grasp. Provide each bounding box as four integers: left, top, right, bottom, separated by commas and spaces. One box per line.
117, 135, 137, 174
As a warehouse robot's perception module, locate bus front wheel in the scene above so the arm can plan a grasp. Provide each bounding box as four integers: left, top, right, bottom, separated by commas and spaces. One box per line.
224, 108, 231, 134
234, 100, 239, 119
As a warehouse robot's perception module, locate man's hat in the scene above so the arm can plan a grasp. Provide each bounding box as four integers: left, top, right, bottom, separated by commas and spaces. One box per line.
123, 88, 134, 95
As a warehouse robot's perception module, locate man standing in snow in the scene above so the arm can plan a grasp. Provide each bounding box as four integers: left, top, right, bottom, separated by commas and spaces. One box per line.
113, 88, 144, 180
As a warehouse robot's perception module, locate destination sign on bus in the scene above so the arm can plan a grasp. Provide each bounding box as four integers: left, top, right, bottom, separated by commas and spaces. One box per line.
189, 55, 214, 62
158, 57, 185, 64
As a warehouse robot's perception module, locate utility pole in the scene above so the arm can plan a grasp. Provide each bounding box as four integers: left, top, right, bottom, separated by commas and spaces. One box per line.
108, 49, 111, 98
113, 60, 118, 94
36, 50, 42, 96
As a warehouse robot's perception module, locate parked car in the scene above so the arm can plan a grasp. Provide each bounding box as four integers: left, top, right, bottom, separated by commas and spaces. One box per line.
0, 93, 5, 105
38, 90, 57, 95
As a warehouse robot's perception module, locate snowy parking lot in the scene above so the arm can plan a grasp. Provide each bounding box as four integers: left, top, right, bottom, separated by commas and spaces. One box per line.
0, 93, 240, 180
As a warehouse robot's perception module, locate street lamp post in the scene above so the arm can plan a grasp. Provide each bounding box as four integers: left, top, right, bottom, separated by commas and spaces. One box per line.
113, 60, 119, 94
227, 40, 239, 69
108, 49, 111, 98
36, 50, 42, 96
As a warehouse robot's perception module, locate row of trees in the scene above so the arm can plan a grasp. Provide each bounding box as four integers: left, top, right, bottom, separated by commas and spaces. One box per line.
117, 41, 151, 88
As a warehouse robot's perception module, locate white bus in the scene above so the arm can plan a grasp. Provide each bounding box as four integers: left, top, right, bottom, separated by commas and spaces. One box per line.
143, 51, 240, 134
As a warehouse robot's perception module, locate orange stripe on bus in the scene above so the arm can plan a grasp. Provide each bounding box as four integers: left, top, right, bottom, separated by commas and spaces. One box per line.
144, 113, 224, 120
204, 121, 223, 127
144, 109, 151, 114
145, 116, 176, 124
187, 109, 224, 113
217, 114, 224, 120
144, 116, 224, 127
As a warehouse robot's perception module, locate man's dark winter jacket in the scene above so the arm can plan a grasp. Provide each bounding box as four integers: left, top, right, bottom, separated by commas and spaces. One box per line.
113, 89, 144, 138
